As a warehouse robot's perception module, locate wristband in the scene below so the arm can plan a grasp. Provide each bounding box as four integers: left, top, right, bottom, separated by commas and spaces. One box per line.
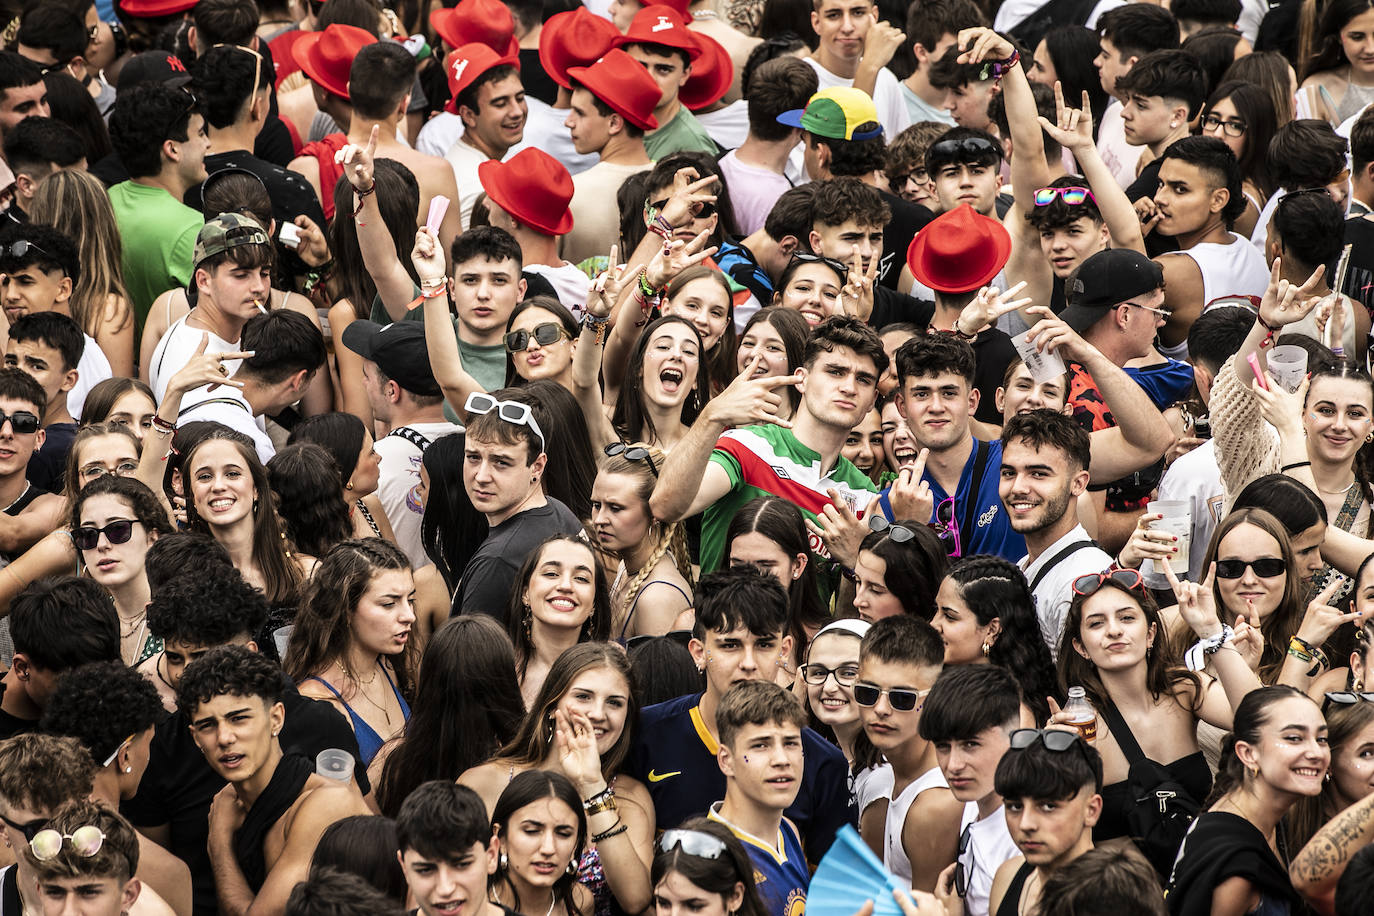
982, 49, 1020, 81
1185, 625, 1233, 672
583, 788, 616, 816
582, 312, 610, 346
405, 283, 448, 311
1256, 315, 1277, 349
1281, 460, 1312, 472
592, 821, 628, 843
352, 182, 376, 218
637, 267, 659, 300
1290, 635, 1329, 677
950, 321, 976, 341
1333, 346, 1346, 357
152, 415, 176, 434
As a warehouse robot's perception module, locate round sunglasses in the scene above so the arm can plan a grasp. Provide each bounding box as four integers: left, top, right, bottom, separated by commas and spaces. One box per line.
30, 825, 105, 861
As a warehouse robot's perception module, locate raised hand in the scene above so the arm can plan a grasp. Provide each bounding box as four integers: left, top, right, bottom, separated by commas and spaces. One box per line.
705, 354, 799, 428
956, 281, 1031, 336
336, 123, 379, 191
954, 26, 1015, 65
1023, 304, 1089, 360
1134, 196, 1162, 236
168, 333, 253, 395
1035, 82, 1095, 153
1258, 257, 1328, 330
659, 167, 719, 231
645, 229, 718, 289
887, 447, 934, 523
1231, 612, 1264, 672
839, 248, 878, 323
554, 708, 607, 797
806, 487, 870, 570
1295, 574, 1360, 650
1312, 292, 1349, 351
411, 228, 446, 286
1165, 559, 1223, 639
1250, 370, 1307, 436
862, 15, 906, 70
589, 244, 627, 320
292, 215, 331, 267
1116, 512, 1181, 570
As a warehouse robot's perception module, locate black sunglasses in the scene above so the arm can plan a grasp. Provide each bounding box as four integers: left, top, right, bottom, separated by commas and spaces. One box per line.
72, 519, 140, 551
0, 240, 52, 262
927, 136, 1001, 171
852, 682, 928, 711
790, 251, 849, 279
1009, 728, 1091, 759
604, 442, 659, 477
954, 823, 973, 898
504, 322, 570, 353
1214, 558, 1287, 579
626, 629, 692, 651
868, 514, 916, 543
648, 197, 717, 220
0, 811, 48, 842
0, 409, 40, 435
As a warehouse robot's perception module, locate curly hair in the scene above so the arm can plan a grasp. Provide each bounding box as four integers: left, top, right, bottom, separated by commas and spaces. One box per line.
0, 734, 94, 814
267, 442, 353, 558
70, 474, 172, 540
505, 535, 611, 677
885, 121, 949, 195
145, 532, 234, 595
176, 643, 285, 715
944, 556, 1060, 725
41, 661, 165, 766
146, 563, 269, 648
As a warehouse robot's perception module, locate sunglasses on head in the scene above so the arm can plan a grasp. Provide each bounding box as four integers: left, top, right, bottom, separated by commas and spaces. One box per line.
213, 43, 263, 96
0, 409, 40, 435
1324, 691, 1374, 706
657, 829, 728, 859
626, 629, 692, 651
852, 682, 929, 711
504, 322, 570, 353
927, 136, 1000, 171
0, 812, 47, 842
1033, 186, 1096, 207
1009, 727, 1089, 755
930, 497, 962, 558
604, 442, 658, 477
1214, 558, 1286, 579
73, 519, 141, 552
790, 251, 849, 278
160, 87, 198, 143
867, 513, 916, 543
464, 392, 546, 455
29, 825, 106, 862
0, 240, 52, 263
1072, 568, 1144, 597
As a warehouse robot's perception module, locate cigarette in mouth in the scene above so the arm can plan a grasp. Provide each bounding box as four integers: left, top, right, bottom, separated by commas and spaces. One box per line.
254, 299, 267, 314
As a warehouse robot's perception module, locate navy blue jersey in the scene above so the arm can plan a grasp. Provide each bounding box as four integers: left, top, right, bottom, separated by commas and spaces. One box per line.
626, 694, 855, 863
709, 806, 808, 916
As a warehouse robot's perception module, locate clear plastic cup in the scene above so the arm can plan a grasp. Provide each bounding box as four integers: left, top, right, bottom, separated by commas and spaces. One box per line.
1267, 346, 1308, 394
1011, 333, 1066, 384
316, 749, 354, 783
1142, 499, 1192, 587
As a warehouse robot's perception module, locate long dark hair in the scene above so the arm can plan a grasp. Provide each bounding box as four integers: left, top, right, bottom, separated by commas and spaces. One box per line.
284, 538, 418, 701
375, 616, 524, 818
310, 816, 408, 904
490, 770, 586, 916
267, 443, 353, 558
329, 161, 421, 319
79, 378, 155, 428
504, 297, 579, 388
290, 412, 369, 487
1202, 81, 1278, 201
739, 307, 807, 413
1210, 685, 1318, 804
1302, 0, 1374, 80
420, 436, 485, 590
665, 266, 737, 396
508, 381, 597, 522
183, 427, 304, 605
505, 535, 612, 677
1041, 25, 1111, 139
613, 316, 710, 447
495, 642, 639, 781
858, 522, 949, 619
723, 497, 828, 657
945, 555, 1059, 725
652, 818, 769, 916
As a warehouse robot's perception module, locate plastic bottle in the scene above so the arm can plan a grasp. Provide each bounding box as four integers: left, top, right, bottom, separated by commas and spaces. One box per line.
1063, 686, 1097, 742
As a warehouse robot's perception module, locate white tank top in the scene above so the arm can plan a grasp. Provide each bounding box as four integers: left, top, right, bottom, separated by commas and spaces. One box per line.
884, 765, 950, 883
1177, 232, 1270, 310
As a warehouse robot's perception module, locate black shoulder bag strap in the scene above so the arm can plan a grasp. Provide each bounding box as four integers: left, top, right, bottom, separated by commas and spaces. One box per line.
1028, 540, 1097, 594
959, 440, 991, 539
1100, 700, 1147, 765
387, 426, 433, 451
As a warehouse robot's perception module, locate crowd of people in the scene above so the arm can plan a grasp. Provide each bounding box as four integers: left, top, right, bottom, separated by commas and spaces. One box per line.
4, 0, 1374, 913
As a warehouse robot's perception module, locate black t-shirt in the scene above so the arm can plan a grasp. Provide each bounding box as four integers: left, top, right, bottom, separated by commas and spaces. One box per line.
0, 706, 35, 741
872, 285, 935, 330
971, 328, 1018, 426
1343, 215, 1374, 315
121, 681, 369, 916
27, 422, 75, 493
877, 189, 934, 290
451, 498, 585, 623
518, 48, 559, 107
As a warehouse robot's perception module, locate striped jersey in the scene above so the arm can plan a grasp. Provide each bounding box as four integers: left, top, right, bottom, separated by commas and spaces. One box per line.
702, 425, 878, 573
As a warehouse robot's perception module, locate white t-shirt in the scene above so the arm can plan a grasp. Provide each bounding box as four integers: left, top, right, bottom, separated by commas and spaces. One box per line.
993, 0, 1123, 31
1096, 100, 1143, 190
1019, 524, 1113, 656
1154, 439, 1223, 585
148, 315, 242, 405
69, 332, 113, 421
805, 58, 912, 140
444, 137, 495, 232
958, 802, 1021, 916
374, 420, 462, 568
176, 386, 274, 464
694, 100, 750, 151
525, 262, 590, 318
416, 110, 464, 158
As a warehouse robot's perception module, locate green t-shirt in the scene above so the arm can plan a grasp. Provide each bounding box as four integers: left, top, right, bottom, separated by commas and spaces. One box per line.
108, 181, 201, 335
701, 424, 877, 574
644, 106, 718, 160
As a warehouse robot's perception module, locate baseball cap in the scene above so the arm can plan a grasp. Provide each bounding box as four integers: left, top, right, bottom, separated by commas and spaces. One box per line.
777, 87, 883, 141
1058, 249, 1166, 334
116, 51, 192, 93
193, 213, 271, 270
340, 320, 442, 397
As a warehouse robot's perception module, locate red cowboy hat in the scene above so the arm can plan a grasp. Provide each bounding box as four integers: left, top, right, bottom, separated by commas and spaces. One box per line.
431, 0, 519, 58
292, 24, 377, 99
479, 148, 575, 236
567, 49, 660, 130
443, 44, 521, 113
539, 8, 621, 89
615, 6, 702, 61
906, 204, 1012, 294
679, 32, 732, 110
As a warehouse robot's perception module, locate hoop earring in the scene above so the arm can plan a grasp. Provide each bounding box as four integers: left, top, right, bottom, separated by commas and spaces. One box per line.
567, 861, 577, 877
499, 852, 508, 871
981, 642, 990, 657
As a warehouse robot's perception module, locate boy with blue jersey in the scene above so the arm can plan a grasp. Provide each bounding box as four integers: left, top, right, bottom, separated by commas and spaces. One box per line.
709, 681, 809, 916
626, 565, 855, 862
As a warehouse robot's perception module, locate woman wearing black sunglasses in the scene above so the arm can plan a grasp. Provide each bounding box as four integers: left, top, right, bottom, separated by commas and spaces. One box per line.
504, 297, 580, 391
1057, 563, 1261, 870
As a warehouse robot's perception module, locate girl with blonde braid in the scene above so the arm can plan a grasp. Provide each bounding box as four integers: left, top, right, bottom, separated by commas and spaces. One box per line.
590, 444, 693, 641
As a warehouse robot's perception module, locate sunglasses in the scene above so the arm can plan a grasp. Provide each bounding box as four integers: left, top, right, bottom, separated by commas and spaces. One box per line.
868, 514, 916, 543
464, 393, 547, 455
1201, 113, 1247, 138
73, 519, 141, 552
1072, 568, 1144, 596
100, 733, 136, 769
604, 442, 659, 477
800, 662, 859, 686
852, 682, 929, 711
928, 136, 1001, 170
1214, 558, 1286, 579
646, 197, 717, 221
160, 87, 198, 143
954, 823, 973, 898
0, 409, 40, 435
790, 251, 849, 277
30, 825, 106, 862
1033, 186, 1096, 207
213, 43, 263, 96
931, 497, 962, 558
505, 322, 571, 353
0, 812, 48, 842
1125, 301, 1173, 321
626, 629, 692, 651
657, 829, 728, 859
0, 240, 52, 263
1325, 691, 1374, 705
1009, 727, 1089, 756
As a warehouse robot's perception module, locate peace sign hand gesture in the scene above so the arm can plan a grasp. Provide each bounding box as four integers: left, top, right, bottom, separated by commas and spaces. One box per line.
839, 248, 878, 323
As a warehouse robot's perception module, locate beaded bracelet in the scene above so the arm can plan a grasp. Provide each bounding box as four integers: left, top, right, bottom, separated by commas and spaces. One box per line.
981, 49, 1019, 82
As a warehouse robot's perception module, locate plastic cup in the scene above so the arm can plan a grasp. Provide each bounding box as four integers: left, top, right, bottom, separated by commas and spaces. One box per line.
1142, 499, 1191, 587
1011, 333, 1066, 385
1267, 345, 1308, 394
316, 749, 354, 783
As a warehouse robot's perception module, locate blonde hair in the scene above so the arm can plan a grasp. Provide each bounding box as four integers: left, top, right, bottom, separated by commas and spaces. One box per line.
29, 171, 130, 340
599, 445, 691, 628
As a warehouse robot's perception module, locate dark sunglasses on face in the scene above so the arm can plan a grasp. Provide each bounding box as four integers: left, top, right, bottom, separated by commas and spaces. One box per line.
73, 519, 141, 551
1072, 568, 1144, 596
504, 322, 570, 353
604, 442, 659, 477
0, 409, 40, 435
1214, 558, 1287, 579
852, 682, 928, 711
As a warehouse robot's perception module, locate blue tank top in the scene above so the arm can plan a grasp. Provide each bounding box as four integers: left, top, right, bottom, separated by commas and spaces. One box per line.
305, 664, 411, 764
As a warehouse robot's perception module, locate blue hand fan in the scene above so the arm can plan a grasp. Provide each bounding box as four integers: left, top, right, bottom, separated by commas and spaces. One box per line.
806, 826, 906, 916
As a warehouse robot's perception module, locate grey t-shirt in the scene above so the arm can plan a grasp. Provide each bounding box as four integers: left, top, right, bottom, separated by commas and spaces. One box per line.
451, 498, 585, 623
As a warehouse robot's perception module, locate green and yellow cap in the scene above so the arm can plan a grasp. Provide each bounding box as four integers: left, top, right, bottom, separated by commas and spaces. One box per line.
776, 86, 884, 141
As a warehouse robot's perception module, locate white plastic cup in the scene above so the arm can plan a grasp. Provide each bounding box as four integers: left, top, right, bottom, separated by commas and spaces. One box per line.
1011, 334, 1066, 385
316, 749, 354, 783
1142, 499, 1192, 587
1267, 346, 1308, 394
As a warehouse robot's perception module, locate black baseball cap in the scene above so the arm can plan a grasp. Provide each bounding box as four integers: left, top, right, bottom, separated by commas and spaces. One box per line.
1058, 249, 1165, 334
341, 320, 443, 397
117, 51, 193, 94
